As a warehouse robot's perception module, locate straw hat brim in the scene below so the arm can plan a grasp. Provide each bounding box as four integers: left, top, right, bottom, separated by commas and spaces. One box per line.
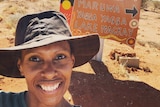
0, 33, 100, 78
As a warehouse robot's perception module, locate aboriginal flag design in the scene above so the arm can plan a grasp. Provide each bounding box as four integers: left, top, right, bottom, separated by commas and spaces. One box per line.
60, 0, 74, 24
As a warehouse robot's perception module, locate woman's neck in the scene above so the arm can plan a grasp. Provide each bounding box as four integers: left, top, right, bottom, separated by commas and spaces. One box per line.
25, 91, 72, 107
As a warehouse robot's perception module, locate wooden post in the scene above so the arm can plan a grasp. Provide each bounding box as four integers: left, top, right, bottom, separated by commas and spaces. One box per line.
92, 38, 104, 61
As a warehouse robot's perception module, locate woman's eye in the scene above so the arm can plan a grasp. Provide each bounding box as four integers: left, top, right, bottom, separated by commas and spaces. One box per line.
55, 54, 66, 60
29, 56, 41, 62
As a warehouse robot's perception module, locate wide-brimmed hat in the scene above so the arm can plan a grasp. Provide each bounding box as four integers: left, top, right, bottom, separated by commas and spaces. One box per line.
0, 11, 100, 78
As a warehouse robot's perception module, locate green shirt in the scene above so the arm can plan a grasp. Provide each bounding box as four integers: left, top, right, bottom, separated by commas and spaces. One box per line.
0, 91, 27, 107
0, 91, 81, 107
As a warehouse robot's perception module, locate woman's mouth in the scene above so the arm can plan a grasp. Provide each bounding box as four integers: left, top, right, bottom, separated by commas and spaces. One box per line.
38, 81, 62, 92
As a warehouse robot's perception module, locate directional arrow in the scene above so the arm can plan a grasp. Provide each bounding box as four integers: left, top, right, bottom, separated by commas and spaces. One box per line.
126, 7, 138, 17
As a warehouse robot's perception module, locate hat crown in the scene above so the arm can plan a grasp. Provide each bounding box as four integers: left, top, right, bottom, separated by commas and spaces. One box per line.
15, 11, 72, 46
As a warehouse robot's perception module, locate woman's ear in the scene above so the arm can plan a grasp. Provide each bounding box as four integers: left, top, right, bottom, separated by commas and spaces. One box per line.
71, 54, 75, 67
17, 59, 24, 76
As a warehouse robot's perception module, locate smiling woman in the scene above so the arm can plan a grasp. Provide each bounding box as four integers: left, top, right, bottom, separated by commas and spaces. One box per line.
18, 41, 74, 107
0, 11, 100, 107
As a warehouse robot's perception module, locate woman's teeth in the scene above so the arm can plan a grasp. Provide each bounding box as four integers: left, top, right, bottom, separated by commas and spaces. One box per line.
40, 82, 61, 92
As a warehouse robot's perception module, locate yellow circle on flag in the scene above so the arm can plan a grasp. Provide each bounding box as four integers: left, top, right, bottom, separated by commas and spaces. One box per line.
62, 0, 71, 10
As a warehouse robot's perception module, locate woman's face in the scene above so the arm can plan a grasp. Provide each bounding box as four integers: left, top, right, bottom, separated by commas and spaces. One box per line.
17, 41, 75, 106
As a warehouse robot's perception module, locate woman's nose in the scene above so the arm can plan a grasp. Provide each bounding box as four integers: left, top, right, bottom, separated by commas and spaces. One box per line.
41, 61, 58, 79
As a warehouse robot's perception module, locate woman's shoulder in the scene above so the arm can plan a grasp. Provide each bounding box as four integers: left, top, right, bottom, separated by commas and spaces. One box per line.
0, 91, 26, 97
0, 91, 27, 107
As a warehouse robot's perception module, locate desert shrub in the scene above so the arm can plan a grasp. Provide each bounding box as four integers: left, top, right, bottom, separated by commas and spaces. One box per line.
141, 0, 151, 7
153, 1, 160, 9
142, 0, 160, 8
6, 13, 24, 29
147, 41, 160, 50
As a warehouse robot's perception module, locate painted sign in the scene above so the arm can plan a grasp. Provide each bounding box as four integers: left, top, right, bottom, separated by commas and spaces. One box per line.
60, 0, 142, 48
